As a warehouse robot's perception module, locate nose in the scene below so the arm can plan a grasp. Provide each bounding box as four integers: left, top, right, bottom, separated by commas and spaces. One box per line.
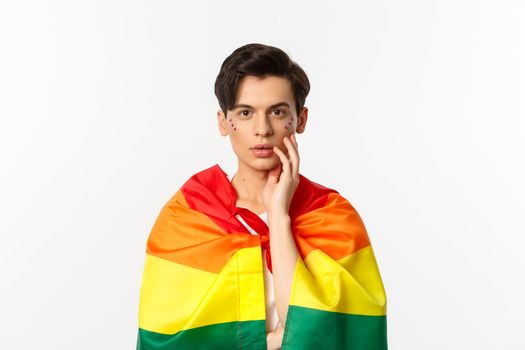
254, 115, 273, 137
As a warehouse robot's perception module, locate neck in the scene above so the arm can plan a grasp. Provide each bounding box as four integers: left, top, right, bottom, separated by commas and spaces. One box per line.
231, 160, 269, 204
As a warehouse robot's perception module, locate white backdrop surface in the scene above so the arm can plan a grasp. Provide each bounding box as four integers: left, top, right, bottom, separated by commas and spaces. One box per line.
1, 1, 524, 349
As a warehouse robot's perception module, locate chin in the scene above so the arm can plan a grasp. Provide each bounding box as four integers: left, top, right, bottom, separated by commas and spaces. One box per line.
253, 157, 279, 167
243, 156, 279, 170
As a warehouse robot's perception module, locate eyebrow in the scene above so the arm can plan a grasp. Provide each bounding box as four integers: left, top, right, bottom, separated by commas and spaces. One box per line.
232, 101, 291, 111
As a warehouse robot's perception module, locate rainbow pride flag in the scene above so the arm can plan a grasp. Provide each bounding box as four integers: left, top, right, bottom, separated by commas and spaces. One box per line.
136, 164, 387, 349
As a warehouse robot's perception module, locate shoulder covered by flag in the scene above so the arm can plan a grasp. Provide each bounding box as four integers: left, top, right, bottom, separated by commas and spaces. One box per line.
136, 163, 388, 350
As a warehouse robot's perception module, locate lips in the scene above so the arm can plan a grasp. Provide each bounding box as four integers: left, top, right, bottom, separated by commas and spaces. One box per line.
251, 143, 274, 150
251, 148, 274, 157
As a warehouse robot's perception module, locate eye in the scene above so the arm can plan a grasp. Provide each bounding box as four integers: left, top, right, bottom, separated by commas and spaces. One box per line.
272, 109, 286, 117
239, 110, 251, 118
238, 109, 286, 118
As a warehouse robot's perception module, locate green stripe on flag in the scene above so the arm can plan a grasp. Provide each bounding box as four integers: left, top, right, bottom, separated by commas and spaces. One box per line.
282, 305, 387, 350
137, 320, 267, 350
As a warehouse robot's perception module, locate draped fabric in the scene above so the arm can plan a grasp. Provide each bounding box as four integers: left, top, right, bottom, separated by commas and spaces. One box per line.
136, 163, 388, 349
233, 206, 273, 272
234, 211, 281, 333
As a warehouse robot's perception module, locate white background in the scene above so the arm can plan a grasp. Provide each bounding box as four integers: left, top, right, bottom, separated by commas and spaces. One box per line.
1, 1, 524, 349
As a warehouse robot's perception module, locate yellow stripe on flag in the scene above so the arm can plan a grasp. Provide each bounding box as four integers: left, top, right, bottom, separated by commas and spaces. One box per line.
138, 246, 266, 334
289, 245, 387, 316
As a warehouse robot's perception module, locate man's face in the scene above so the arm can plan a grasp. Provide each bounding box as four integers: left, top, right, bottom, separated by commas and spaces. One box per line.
217, 75, 307, 172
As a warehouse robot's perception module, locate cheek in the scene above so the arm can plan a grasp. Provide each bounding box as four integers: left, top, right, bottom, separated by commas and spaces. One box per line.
228, 117, 237, 131
284, 116, 293, 130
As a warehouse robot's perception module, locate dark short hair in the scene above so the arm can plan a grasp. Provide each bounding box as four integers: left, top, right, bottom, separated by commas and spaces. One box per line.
214, 43, 310, 119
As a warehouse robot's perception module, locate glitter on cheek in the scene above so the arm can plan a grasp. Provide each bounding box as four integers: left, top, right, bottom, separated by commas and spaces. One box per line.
285, 116, 293, 130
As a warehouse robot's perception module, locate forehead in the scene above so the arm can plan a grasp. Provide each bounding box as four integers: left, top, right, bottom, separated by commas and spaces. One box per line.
234, 75, 294, 108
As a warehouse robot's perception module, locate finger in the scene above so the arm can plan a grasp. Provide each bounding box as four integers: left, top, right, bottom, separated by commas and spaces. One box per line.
272, 145, 291, 178
288, 134, 299, 159
273, 145, 291, 176
291, 133, 300, 175
282, 136, 297, 176
267, 162, 281, 184
283, 136, 299, 178
291, 132, 298, 149
285, 133, 298, 156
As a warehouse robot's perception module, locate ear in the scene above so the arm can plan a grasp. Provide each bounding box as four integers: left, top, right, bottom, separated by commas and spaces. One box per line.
295, 107, 308, 134
217, 109, 229, 136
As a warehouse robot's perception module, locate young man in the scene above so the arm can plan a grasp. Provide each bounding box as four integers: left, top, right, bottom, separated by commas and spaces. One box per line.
136, 43, 388, 350
215, 52, 307, 349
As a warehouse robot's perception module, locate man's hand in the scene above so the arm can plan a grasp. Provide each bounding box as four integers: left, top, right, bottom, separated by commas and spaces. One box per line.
266, 325, 285, 350
262, 133, 300, 216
